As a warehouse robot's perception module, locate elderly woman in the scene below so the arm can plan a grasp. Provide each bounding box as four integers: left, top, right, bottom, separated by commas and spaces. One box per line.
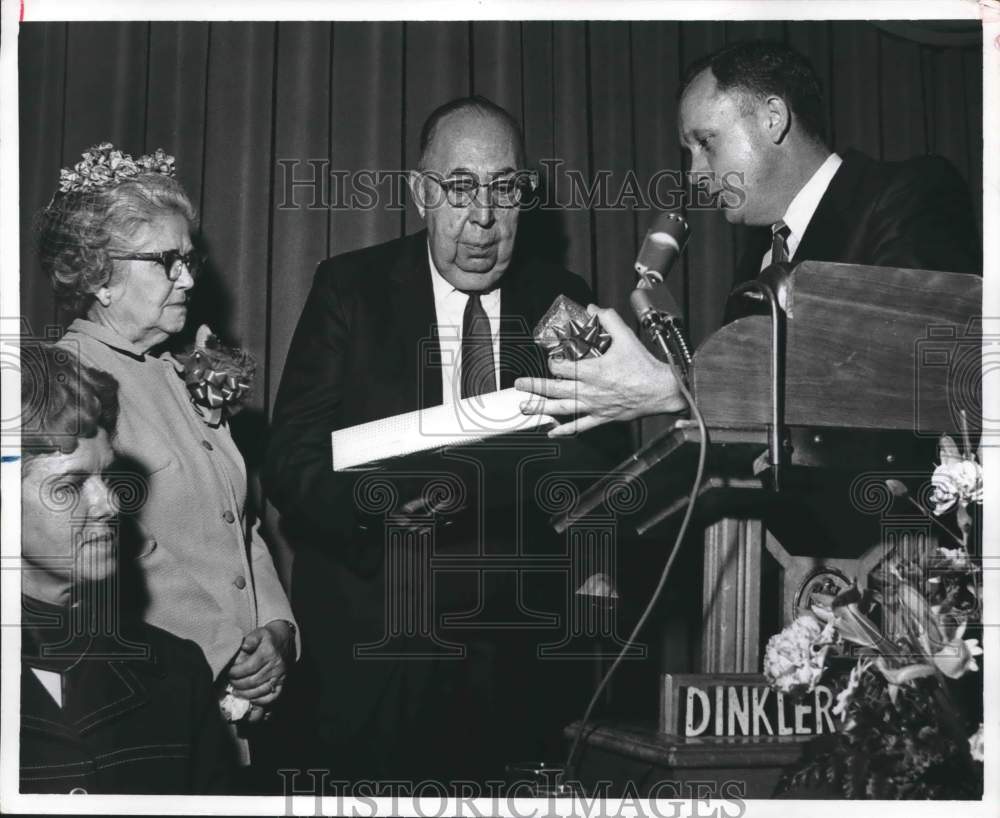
36, 143, 298, 756
19, 344, 234, 793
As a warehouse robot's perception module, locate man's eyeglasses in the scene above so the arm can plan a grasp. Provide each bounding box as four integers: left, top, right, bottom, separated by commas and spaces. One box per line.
108, 249, 203, 282
422, 171, 538, 209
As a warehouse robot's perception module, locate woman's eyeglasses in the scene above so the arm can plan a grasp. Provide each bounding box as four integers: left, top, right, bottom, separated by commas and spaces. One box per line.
422, 171, 538, 209
108, 249, 203, 282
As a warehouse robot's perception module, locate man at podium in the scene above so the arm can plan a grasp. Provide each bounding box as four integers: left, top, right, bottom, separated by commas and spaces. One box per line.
518, 39, 980, 431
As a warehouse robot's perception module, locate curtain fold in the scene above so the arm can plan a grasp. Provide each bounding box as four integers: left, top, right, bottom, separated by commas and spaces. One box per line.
18, 20, 983, 439
270, 22, 332, 405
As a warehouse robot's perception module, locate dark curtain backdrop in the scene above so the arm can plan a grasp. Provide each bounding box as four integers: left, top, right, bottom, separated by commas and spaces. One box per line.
19, 20, 983, 437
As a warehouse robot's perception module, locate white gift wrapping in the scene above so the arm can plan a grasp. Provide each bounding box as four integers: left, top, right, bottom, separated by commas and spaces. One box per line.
331, 387, 555, 471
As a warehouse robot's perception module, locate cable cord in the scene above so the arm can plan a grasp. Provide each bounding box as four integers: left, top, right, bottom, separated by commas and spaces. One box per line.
562, 363, 709, 788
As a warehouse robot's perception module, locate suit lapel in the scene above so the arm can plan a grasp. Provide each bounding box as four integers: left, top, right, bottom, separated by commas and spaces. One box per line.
21, 653, 155, 739
736, 228, 771, 282
794, 149, 867, 264
388, 231, 442, 410
498, 259, 548, 388
70, 661, 152, 733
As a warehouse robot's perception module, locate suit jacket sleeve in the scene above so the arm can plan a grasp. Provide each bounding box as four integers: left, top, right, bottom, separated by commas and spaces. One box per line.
249, 522, 301, 658
264, 261, 367, 554
865, 156, 980, 275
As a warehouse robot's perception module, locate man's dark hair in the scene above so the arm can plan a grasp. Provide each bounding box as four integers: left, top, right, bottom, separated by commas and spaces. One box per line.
21, 344, 119, 461
679, 40, 826, 143
417, 95, 526, 169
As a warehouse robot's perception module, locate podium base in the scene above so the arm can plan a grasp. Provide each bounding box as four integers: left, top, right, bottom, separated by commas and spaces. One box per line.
563, 721, 810, 799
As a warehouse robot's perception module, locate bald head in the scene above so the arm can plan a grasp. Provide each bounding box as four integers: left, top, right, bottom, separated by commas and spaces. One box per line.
418, 95, 525, 170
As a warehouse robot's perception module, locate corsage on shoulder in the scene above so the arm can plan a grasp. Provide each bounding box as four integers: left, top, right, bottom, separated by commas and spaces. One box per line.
176, 325, 255, 427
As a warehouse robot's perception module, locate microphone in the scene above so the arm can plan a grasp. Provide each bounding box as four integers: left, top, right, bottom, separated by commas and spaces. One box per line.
633, 212, 689, 284
629, 213, 693, 376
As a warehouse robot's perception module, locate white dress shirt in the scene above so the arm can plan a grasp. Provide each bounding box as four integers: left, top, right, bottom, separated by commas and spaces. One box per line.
428, 248, 502, 404
31, 668, 63, 707
761, 152, 843, 270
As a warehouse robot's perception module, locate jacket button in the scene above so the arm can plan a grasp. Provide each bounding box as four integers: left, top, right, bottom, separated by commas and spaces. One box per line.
234, 575, 247, 589
222, 510, 236, 524
201, 439, 214, 451
69, 787, 88, 794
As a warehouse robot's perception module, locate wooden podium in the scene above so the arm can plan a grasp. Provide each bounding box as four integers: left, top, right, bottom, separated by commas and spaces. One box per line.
557, 261, 981, 796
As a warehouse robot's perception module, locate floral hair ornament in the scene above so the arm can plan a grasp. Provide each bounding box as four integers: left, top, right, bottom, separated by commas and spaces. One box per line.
54, 142, 176, 198
175, 325, 255, 428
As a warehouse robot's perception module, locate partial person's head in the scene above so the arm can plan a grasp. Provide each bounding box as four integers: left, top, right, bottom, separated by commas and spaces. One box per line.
410, 96, 534, 292
678, 41, 827, 226
21, 345, 121, 604
37, 143, 199, 352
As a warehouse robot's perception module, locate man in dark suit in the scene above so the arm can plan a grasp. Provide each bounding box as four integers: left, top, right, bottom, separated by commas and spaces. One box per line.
732, 146, 981, 283
264, 96, 614, 785
518, 40, 980, 431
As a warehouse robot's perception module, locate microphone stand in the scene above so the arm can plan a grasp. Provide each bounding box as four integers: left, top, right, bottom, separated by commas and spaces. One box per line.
636, 311, 692, 381
730, 264, 790, 492
632, 275, 694, 380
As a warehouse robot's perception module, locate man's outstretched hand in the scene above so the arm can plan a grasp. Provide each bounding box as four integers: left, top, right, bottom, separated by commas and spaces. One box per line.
516, 304, 687, 436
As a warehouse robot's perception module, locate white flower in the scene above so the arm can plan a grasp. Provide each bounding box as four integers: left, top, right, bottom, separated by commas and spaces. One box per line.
219, 684, 251, 722
928, 620, 983, 678
930, 459, 983, 515
832, 657, 872, 722
969, 723, 984, 762
937, 546, 973, 570
763, 615, 830, 694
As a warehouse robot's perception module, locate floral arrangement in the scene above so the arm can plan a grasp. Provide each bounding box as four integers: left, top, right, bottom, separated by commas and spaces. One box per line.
763, 428, 984, 799
762, 614, 835, 695
56, 142, 175, 195
174, 325, 255, 427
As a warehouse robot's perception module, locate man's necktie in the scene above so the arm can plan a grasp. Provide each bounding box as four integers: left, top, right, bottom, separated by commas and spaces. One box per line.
771, 220, 792, 264
460, 292, 497, 398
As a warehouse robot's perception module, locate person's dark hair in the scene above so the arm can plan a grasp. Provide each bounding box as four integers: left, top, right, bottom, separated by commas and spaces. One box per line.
679, 40, 826, 143
36, 172, 197, 317
20, 344, 119, 462
418, 95, 526, 169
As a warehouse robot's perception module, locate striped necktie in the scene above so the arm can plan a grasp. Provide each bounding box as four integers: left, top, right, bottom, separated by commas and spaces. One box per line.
771, 220, 792, 264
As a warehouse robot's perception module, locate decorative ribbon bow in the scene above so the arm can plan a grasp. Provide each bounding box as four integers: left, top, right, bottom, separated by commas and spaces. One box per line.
176, 325, 255, 428
539, 314, 612, 360
533, 295, 612, 361
184, 350, 251, 425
